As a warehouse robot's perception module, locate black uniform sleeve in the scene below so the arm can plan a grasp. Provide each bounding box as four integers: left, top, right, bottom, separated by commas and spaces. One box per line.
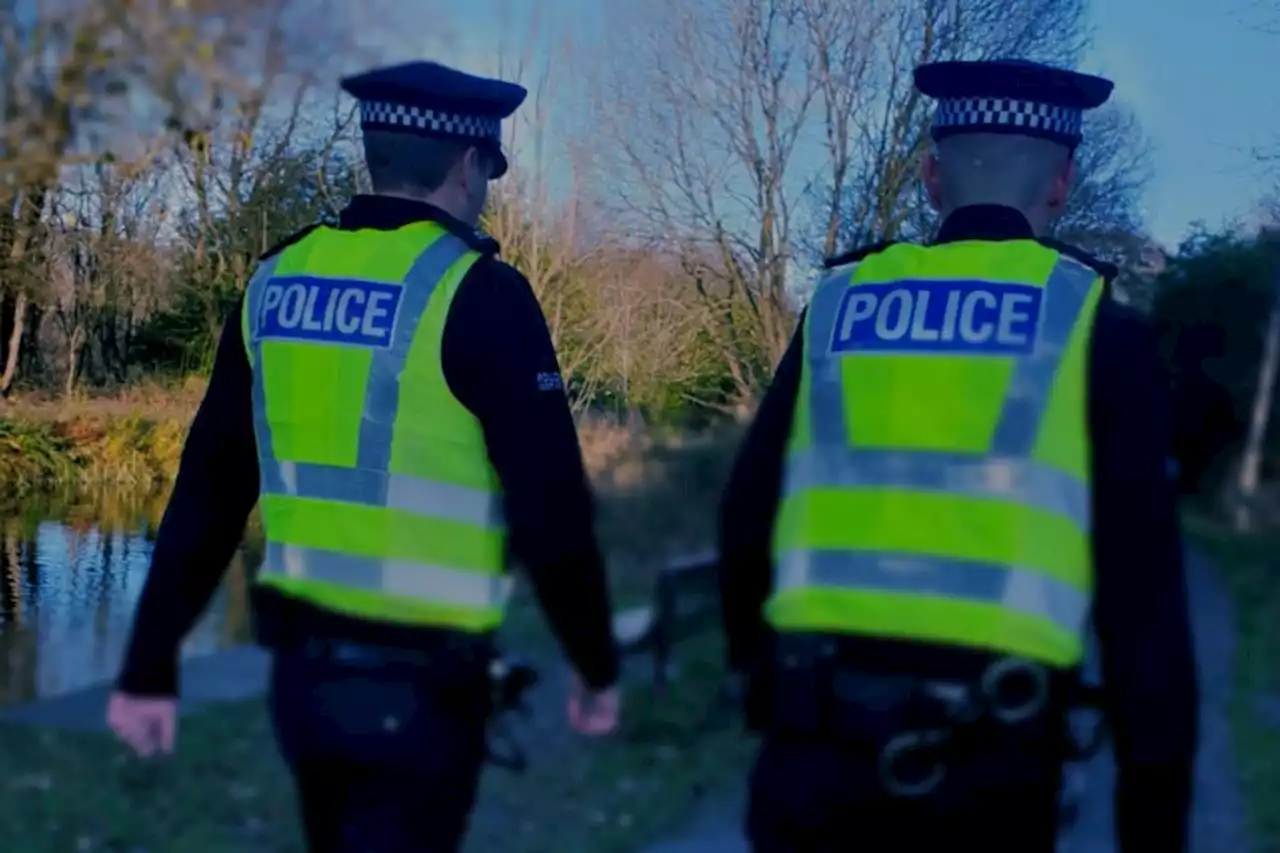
1088, 299, 1199, 853
116, 303, 261, 696
441, 261, 619, 689
717, 314, 805, 673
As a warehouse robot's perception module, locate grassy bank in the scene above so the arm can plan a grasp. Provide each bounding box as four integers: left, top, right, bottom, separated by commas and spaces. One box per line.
1185, 510, 1280, 851
0, 390, 741, 574
0, 630, 753, 853
0, 385, 201, 497
0, 416, 189, 497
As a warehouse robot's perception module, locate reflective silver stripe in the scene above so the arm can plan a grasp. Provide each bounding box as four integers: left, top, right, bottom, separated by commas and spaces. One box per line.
775, 550, 1090, 637
356, 234, 472, 479
245, 256, 286, 496
783, 447, 1088, 526
261, 543, 511, 609
805, 266, 855, 446
264, 463, 503, 528
988, 257, 1098, 455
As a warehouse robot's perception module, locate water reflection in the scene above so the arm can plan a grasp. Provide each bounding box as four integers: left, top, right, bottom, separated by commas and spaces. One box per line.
0, 488, 258, 706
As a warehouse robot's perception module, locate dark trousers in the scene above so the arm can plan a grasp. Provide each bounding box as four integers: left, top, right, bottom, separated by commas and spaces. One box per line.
268, 649, 489, 853
745, 735, 1064, 853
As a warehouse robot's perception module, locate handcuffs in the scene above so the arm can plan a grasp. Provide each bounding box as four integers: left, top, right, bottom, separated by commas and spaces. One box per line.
877, 657, 1053, 798
484, 657, 540, 773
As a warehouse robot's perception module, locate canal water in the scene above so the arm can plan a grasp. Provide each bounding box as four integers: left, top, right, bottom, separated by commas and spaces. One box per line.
0, 488, 256, 705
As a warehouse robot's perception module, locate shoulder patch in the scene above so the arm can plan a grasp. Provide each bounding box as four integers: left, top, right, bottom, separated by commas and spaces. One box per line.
1037, 238, 1118, 282
823, 240, 900, 269
259, 223, 321, 261
471, 230, 500, 256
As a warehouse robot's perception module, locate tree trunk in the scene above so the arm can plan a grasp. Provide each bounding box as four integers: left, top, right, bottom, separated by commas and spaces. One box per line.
64, 325, 85, 398
0, 290, 27, 396
19, 303, 44, 382
1235, 262, 1280, 531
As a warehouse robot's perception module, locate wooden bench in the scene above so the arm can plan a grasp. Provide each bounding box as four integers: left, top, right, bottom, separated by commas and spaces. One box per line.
612, 550, 720, 690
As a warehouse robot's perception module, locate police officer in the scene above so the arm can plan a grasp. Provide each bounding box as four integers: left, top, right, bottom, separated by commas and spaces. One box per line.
106, 61, 622, 852
717, 60, 1198, 852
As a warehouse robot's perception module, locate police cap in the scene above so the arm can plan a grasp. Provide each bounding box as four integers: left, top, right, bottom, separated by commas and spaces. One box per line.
340, 61, 527, 178
913, 59, 1114, 149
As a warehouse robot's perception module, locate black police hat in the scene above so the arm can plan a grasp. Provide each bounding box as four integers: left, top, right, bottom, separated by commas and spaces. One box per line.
340, 61, 528, 179
913, 59, 1114, 149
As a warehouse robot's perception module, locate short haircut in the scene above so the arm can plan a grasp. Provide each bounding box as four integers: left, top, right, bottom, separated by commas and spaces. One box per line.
362, 130, 471, 194
933, 133, 1071, 211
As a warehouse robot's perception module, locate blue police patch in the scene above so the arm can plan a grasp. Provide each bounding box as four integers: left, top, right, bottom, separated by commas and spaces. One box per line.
256, 276, 403, 348
829, 279, 1043, 356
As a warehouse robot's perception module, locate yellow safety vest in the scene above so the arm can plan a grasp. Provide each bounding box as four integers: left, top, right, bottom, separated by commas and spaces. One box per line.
767, 239, 1104, 668
241, 220, 508, 633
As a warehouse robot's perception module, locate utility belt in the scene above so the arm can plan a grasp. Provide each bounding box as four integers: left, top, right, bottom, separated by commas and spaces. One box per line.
277, 634, 540, 773
767, 634, 1102, 799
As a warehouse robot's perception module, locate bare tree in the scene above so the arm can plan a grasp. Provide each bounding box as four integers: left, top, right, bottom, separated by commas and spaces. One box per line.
1055, 106, 1153, 239
598, 0, 1094, 404
591, 249, 719, 415
803, 0, 894, 260
1233, 232, 1280, 530
46, 153, 172, 393
1241, 0, 1280, 33
0, 0, 117, 395
481, 3, 635, 413
601, 0, 829, 403
0, 0, 367, 396
826, 0, 1088, 250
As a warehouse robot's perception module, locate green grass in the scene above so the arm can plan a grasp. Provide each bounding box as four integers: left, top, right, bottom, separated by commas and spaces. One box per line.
1184, 509, 1280, 851
0, 415, 187, 501
0, 631, 753, 853
470, 634, 753, 853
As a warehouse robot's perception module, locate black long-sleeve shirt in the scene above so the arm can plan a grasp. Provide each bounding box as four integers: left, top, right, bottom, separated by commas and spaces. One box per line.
719, 205, 1198, 851
117, 195, 620, 695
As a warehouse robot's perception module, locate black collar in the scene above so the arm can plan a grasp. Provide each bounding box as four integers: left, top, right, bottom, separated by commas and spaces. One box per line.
337, 195, 497, 254
933, 205, 1037, 244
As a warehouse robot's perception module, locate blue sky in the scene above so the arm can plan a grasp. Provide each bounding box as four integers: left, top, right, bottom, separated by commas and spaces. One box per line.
1086, 0, 1279, 247
376, 0, 1280, 251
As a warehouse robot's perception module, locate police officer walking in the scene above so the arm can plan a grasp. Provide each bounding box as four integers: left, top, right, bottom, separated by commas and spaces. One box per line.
106, 61, 621, 852
717, 59, 1198, 852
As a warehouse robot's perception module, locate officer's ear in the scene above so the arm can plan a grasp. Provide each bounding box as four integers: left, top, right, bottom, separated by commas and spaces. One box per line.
1046, 153, 1078, 214
461, 146, 494, 186
921, 150, 944, 211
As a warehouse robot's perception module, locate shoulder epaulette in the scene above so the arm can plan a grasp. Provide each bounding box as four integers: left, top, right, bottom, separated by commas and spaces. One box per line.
259, 223, 322, 261
471, 230, 500, 257
822, 240, 899, 269
1037, 237, 1119, 282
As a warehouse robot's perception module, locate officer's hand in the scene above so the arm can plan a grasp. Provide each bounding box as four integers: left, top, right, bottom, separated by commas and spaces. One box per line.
567, 672, 620, 736
106, 691, 178, 757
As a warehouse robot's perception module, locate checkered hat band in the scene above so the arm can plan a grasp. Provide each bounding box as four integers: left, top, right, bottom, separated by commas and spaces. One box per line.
359, 101, 501, 141
932, 97, 1082, 139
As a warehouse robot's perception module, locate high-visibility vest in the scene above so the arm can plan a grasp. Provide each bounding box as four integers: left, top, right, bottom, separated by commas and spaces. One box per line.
767, 239, 1105, 668
241, 220, 509, 633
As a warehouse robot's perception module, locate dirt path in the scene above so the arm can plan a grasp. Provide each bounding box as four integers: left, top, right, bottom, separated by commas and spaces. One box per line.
0, 644, 271, 729
1061, 551, 1251, 853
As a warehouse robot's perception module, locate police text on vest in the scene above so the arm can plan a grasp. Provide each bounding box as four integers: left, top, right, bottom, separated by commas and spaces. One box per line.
256, 276, 404, 349
829, 280, 1043, 355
